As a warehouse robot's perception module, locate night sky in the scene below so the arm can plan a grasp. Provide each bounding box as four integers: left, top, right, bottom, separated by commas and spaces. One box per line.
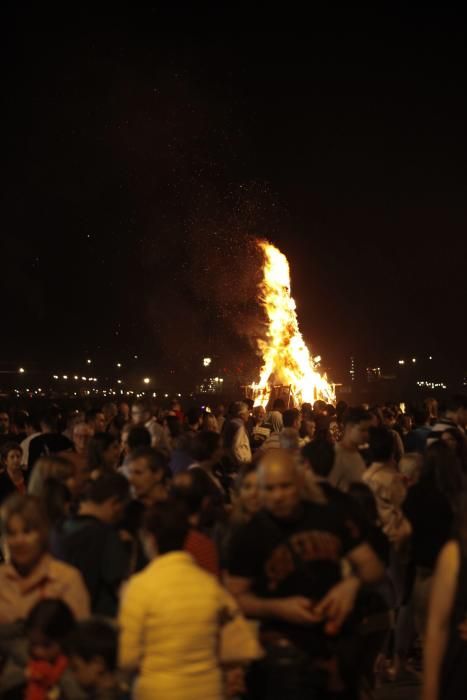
4, 7, 467, 387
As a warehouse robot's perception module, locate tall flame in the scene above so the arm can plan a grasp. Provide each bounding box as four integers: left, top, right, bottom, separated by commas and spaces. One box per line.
251, 240, 335, 407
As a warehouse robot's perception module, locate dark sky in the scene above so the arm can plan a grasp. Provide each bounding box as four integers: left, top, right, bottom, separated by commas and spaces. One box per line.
3, 6, 467, 386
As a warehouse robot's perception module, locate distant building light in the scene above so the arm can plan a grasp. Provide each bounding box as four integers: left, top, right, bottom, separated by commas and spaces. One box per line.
412, 358, 416, 363
143, 377, 151, 385
63, 375, 68, 380
53, 375, 59, 380
82, 376, 87, 381
117, 379, 122, 384
429, 356, 433, 360
116, 363, 122, 368
86, 359, 92, 364
74, 375, 79, 380
164, 393, 169, 398
398, 360, 405, 365
203, 357, 212, 367
18, 367, 25, 374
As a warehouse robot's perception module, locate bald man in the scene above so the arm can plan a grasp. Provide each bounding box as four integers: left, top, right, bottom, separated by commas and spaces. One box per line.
226, 450, 384, 699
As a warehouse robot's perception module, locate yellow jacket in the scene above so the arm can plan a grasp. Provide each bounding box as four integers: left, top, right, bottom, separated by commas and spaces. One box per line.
119, 551, 234, 700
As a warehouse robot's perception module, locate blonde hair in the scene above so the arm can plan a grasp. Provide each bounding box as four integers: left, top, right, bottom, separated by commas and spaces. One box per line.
2, 494, 50, 554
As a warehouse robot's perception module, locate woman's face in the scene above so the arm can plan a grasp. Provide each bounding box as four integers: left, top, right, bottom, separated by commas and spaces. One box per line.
6, 514, 44, 571
239, 472, 260, 515
5, 449, 22, 474
304, 420, 316, 439
102, 441, 121, 469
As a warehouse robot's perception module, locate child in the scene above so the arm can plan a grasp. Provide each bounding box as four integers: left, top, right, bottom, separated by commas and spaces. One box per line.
25, 599, 78, 700
68, 619, 125, 700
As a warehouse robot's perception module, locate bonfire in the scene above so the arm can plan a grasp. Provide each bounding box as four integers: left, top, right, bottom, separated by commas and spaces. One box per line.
250, 240, 335, 408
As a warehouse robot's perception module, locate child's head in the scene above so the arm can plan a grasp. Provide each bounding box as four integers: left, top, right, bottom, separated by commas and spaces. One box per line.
68, 619, 118, 688
26, 599, 76, 663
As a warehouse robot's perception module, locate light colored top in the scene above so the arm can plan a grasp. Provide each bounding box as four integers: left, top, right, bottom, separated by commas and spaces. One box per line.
232, 423, 252, 464
19, 433, 42, 468
119, 551, 236, 700
0, 554, 90, 623
328, 442, 366, 492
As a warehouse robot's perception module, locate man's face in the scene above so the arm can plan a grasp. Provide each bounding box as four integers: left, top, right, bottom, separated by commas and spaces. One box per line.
346, 420, 371, 447
73, 424, 94, 455
131, 406, 148, 426
93, 412, 106, 433
0, 413, 10, 434
259, 460, 301, 519
129, 456, 160, 501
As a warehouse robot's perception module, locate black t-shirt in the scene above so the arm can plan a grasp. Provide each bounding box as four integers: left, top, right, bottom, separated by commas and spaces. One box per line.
227, 499, 363, 650
403, 480, 453, 570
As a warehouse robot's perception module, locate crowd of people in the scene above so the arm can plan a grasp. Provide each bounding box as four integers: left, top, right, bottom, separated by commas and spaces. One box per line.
0, 392, 466, 699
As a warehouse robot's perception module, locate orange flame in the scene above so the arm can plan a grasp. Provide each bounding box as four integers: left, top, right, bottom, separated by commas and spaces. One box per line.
251, 240, 335, 407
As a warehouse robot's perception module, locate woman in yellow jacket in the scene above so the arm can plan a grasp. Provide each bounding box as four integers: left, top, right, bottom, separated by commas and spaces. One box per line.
118, 501, 238, 700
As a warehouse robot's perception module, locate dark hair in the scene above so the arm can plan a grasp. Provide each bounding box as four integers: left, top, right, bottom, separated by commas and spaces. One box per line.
186, 407, 202, 427
26, 599, 76, 649
368, 427, 394, 462
347, 482, 379, 526
412, 406, 430, 427
82, 473, 130, 504
129, 446, 168, 475
165, 415, 181, 440
190, 431, 221, 461
144, 500, 189, 554
171, 468, 213, 515
11, 411, 28, 431
67, 619, 117, 671
342, 407, 371, 427
126, 426, 151, 450
85, 409, 104, 424
301, 438, 335, 477
41, 409, 60, 432
422, 441, 464, 509
87, 433, 119, 471
443, 394, 467, 413
272, 398, 285, 412
283, 409, 300, 428
0, 441, 22, 464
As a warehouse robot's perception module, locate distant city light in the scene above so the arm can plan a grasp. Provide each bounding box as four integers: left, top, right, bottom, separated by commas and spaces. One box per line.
18, 367, 25, 373
74, 375, 79, 380
82, 376, 87, 381
117, 379, 122, 384
63, 375, 68, 380
203, 357, 212, 367
429, 356, 433, 360
53, 375, 59, 379
143, 377, 151, 384
116, 363, 122, 368
398, 360, 405, 365
86, 359, 92, 364
412, 358, 416, 363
